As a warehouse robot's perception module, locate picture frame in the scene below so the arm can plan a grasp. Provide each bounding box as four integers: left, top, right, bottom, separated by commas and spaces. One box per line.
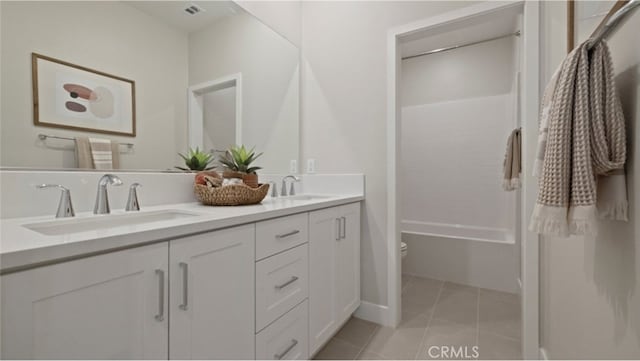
32, 53, 136, 137
567, 0, 629, 53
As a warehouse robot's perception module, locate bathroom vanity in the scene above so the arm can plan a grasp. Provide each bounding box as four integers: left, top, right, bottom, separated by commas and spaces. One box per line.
0, 192, 362, 359
0, 0, 362, 358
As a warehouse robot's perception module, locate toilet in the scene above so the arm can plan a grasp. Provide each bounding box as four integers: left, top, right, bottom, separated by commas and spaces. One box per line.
401, 241, 408, 259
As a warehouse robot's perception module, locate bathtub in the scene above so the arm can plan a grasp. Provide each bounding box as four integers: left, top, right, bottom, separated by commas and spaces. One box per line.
401, 221, 519, 293
401, 220, 514, 244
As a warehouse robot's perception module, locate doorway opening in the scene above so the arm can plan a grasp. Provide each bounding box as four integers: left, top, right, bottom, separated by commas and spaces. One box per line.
188, 73, 242, 154
386, 2, 540, 358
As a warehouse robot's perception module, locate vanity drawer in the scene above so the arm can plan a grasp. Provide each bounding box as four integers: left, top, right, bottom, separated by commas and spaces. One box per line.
256, 300, 308, 360
256, 213, 308, 260
256, 244, 308, 331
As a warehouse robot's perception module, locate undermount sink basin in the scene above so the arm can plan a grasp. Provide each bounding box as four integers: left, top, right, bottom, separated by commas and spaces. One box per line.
24, 210, 202, 236
280, 194, 332, 201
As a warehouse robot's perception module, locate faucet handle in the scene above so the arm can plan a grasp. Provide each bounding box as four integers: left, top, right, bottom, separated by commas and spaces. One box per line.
37, 184, 75, 218
126, 183, 142, 212
267, 181, 278, 198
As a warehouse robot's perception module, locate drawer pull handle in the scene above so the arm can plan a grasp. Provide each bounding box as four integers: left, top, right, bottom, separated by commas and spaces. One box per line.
276, 230, 300, 239
274, 339, 298, 359
179, 262, 189, 310
341, 216, 347, 239
275, 276, 299, 290
154, 269, 165, 322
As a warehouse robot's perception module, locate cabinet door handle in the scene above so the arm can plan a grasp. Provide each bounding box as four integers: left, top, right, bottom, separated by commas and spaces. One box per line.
335, 218, 341, 241
274, 276, 299, 290
179, 262, 189, 310
341, 216, 347, 239
154, 269, 165, 322
274, 339, 298, 359
276, 230, 300, 239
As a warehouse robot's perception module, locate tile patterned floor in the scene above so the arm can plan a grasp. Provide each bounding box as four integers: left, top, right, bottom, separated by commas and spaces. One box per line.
314, 275, 521, 360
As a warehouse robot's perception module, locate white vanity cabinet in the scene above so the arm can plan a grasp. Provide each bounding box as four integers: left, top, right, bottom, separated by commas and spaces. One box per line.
309, 203, 361, 355
169, 224, 255, 360
1, 201, 362, 360
0, 226, 255, 361
0, 243, 169, 360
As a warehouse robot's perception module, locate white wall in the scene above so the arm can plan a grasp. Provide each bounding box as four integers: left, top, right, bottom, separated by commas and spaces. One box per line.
301, 0, 479, 308
189, 11, 299, 173
400, 94, 515, 233
0, 1, 188, 170
400, 37, 517, 233
236, 0, 302, 48
203, 87, 236, 153
539, 2, 640, 359
401, 36, 516, 106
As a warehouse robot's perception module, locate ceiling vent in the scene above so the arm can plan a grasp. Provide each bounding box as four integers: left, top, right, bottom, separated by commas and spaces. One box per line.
184, 3, 205, 16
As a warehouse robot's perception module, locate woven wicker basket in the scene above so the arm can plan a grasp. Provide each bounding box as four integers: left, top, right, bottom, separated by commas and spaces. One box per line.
194, 183, 269, 206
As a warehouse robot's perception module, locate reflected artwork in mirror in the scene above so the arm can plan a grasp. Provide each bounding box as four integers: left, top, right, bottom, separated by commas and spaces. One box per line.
0, 1, 300, 173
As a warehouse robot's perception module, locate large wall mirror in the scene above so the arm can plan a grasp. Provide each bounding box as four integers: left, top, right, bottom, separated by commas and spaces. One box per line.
0, 1, 300, 173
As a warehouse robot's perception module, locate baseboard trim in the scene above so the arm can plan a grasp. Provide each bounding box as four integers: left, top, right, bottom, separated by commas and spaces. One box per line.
354, 301, 390, 326
539, 347, 549, 360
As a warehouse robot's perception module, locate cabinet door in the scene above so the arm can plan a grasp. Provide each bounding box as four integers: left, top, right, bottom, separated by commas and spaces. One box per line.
1, 243, 169, 360
169, 225, 255, 360
308, 206, 340, 354
336, 203, 361, 322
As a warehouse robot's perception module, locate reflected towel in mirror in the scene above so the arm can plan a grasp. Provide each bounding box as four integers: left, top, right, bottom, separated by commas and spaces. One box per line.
75, 136, 120, 170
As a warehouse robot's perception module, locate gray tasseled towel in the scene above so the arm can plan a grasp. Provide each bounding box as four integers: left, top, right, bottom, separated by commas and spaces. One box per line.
503, 128, 521, 191
530, 41, 627, 237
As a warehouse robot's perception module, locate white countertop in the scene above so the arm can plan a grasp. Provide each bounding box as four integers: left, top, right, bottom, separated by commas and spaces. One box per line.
0, 194, 363, 273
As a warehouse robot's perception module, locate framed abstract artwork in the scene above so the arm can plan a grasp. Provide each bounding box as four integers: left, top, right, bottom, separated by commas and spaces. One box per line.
32, 53, 136, 136
567, 0, 628, 52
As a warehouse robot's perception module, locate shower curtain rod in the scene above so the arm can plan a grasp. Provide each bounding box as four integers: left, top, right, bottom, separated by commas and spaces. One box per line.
586, 0, 639, 50
401, 30, 521, 61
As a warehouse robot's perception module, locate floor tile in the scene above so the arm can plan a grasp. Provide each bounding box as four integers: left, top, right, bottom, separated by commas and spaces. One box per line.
314, 338, 362, 360
334, 317, 379, 347
361, 312, 429, 360
443, 281, 478, 293
315, 277, 522, 361
417, 318, 478, 360
479, 288, 519, 305
432, 286, 478, 327
356, 350, 386, 360
402, 277, 443, 317
402, 274, 414, 291
479, 296, 521, 340
478, 332, 522, 360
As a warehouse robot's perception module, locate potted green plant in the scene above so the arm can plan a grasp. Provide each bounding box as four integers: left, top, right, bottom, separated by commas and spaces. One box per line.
175, 147, 215, 171
219, 145, 263, 188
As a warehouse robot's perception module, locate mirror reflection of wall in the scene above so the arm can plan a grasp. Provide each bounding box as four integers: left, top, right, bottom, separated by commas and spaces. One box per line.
0, 1, 299, 173
188, 8, 300, 173
203, 87, 237, 155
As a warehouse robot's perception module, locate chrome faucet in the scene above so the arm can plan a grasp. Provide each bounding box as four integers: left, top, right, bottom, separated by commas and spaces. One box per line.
37, 184, 75, 218
126, 183, 142, 211
280, 175, 300, 197
94, 174, 123, 214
